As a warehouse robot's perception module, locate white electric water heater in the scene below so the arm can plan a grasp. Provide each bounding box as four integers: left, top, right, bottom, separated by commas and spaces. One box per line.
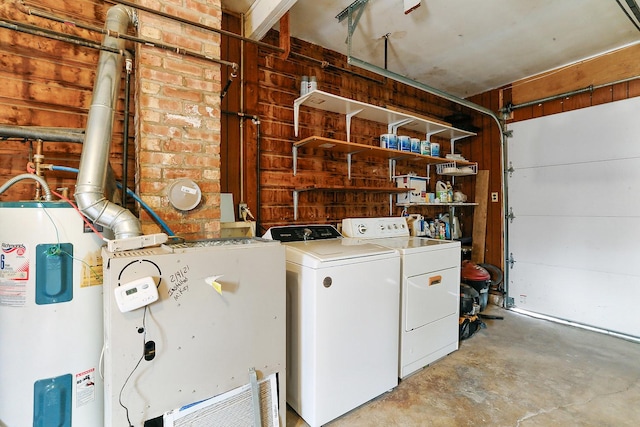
0, 202, 106, 427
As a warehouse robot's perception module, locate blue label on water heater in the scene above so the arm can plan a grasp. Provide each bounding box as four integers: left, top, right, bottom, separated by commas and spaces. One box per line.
35, 243, 73, 305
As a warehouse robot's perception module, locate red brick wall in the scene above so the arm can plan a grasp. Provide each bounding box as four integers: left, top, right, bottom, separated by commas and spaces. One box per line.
136, 0, 222, 239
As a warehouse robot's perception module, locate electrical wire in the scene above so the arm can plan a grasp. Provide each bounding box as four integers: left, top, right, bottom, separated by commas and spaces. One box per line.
51, 189, 105, 239
24, 165, 106, 276
118, 305, 149, 427
40, 200, 103, 281
114, 260, 162, 426
49, 165, 176, 236
116, 259, 163, 287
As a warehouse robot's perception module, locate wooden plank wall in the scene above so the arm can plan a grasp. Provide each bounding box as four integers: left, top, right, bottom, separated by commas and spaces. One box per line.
0, 0, 134, 205
466, 90, 504, 268
225, 15, 640, 268
220, 13, 242, 200
228, 20, 483, 238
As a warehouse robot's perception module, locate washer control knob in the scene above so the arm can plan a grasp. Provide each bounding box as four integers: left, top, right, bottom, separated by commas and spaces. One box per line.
303, 228, 312, 241
357, 223, 367, 234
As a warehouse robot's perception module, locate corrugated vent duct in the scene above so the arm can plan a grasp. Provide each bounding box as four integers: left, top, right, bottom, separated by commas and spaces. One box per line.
74, 5, 141, 239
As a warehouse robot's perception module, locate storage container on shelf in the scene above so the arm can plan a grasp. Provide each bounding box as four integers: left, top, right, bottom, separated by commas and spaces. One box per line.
395, 175, 428, 204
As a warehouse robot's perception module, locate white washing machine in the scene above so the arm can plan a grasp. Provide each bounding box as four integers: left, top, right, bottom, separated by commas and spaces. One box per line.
263, 225, 400, 427
342, 217, 461, 379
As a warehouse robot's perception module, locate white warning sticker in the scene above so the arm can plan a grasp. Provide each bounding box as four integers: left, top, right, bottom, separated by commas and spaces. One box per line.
0, 243, 29, 307
75, 367, 96, 407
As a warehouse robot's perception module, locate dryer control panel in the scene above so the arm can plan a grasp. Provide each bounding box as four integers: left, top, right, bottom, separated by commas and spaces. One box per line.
264, 225, 341, 242
342, 217, 409, 239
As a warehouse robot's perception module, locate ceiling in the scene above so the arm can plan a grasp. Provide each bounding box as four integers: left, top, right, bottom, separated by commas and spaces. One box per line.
221, 0, 640, 98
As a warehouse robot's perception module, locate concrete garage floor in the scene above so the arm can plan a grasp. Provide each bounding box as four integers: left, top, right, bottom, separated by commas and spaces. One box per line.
286, 307, 640, 427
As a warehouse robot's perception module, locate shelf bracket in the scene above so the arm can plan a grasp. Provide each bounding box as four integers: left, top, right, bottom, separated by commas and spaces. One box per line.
388, 118, 413, 134
389, 158, 397, 181
293, 96, 304, 137
345, 109, 363, 142
293, 189, 299, 220
450, 136, 465, 154
426, 129, 445, 141
347, 152, 354, 180
292, 145, 298, 175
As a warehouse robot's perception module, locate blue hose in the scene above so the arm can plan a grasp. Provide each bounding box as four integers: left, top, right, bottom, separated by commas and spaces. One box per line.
49, 166, 80, 174
50, 166, 175, 236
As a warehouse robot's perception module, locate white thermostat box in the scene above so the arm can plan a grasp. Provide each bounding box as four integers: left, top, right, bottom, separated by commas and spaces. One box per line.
114, 276, 159, 313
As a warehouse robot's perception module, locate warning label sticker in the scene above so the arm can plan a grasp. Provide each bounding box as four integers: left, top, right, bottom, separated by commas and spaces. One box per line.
0, 243, 28, 307
80, 249, 104, 288
75, 367, 96, 407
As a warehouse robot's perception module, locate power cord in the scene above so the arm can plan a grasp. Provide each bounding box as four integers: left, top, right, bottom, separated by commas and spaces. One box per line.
114, 261, 162, 426
118, 305, 149, 427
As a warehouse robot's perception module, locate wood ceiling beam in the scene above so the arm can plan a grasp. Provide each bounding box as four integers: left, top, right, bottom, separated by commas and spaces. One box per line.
244, 0, 297, 41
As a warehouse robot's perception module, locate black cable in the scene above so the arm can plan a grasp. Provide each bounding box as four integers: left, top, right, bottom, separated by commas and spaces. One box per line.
114, 260, 162, 425
118, 305, 149, 427
117, 259, 163, 288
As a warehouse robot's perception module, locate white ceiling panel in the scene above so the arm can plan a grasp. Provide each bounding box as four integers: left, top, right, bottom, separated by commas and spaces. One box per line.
222, 0, 640, 97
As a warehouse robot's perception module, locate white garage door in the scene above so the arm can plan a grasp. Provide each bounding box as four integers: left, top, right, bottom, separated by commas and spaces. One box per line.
507, 96, 640, 338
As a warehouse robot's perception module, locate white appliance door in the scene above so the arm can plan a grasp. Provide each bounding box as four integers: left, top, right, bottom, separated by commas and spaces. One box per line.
290, 255, 399, 427
405, 266, 459, 331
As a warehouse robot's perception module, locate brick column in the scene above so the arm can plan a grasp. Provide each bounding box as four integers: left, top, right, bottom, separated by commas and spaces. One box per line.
135, 0, 222, 239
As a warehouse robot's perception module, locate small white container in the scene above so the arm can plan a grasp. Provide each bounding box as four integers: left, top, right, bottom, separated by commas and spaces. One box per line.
309, 76, 317, 92
380, 133, 397, 149
430, 142, 440, 157
410, 138, 421, 153
420, 140, 430, 155
398, 136, 411, 151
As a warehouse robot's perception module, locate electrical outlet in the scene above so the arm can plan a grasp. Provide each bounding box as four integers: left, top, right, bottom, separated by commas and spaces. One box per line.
491, 192, 499, 202
238, 203, 247, 219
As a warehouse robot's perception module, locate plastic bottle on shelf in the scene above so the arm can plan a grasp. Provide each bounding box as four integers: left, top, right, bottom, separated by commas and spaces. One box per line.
435, 181, 447, 202
446, 181, 453, 203
300, 76, 308, 96
309, 76, 318, 92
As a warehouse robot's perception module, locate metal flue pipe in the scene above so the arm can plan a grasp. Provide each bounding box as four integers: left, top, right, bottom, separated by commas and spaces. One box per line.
74, 4, 141, 239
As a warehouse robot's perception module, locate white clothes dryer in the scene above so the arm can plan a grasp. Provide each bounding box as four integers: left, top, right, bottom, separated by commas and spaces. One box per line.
342, 217, 461, 379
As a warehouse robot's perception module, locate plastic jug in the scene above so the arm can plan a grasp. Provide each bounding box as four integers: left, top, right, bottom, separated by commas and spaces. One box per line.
435, 181, 448, 203
441, 213, 461, 239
